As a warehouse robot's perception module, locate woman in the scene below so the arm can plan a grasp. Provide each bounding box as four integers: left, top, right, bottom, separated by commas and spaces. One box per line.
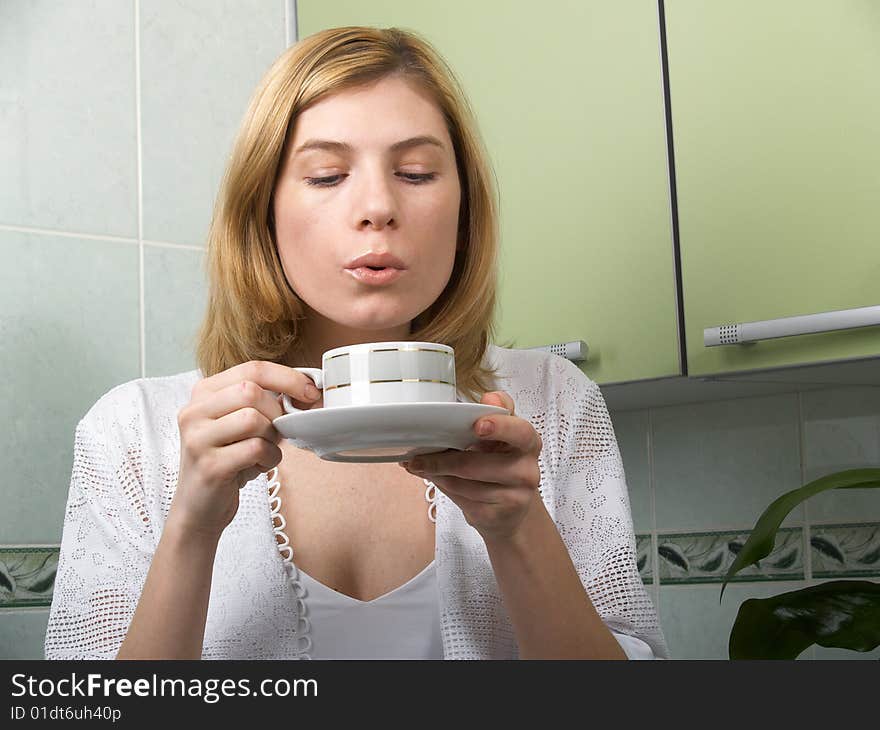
45, 27, 668, 660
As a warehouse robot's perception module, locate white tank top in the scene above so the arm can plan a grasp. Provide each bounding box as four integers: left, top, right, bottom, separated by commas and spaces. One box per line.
269, 470, 654, 660
268, 467, 443, 660
297, 560, 444, 659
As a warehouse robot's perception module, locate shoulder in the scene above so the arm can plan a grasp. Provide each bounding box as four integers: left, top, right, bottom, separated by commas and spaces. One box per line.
488, 344, 613, 454
79, 368, 203, 441
68, 370, 203, 525
486, 344, 599, 401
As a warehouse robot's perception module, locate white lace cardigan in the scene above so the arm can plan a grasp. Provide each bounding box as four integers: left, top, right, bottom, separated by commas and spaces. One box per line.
44, 344, 669, 660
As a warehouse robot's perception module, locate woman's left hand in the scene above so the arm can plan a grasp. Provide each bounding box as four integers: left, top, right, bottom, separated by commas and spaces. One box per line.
399, 391, 544, 542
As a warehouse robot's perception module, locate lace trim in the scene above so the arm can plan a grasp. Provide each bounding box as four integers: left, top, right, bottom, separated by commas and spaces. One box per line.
266, 465, 437, 659
267, 466, 313, 660
425, 480, 437, 523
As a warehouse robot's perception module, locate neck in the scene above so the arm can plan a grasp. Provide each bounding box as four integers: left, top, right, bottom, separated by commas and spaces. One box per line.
285, 308, 414, 368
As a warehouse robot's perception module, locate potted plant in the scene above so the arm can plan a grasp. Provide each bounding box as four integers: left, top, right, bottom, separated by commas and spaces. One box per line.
719, 468, 880, 659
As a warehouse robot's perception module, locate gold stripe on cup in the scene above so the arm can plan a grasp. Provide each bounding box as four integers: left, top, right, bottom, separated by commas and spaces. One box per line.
324, 346, 453, 361
324, 377, 455, 392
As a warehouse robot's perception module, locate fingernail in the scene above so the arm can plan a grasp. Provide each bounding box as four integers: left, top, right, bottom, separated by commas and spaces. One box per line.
477, 420, 494, 436
305, 383, 321, 399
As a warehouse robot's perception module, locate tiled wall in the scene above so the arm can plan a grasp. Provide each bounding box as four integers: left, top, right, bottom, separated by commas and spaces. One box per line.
613, 387, 880, 660
0, 0, 290, 659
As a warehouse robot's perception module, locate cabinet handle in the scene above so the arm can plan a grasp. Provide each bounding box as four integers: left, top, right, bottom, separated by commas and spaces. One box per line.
526, 340, 589, 362
704, 305, 880, 346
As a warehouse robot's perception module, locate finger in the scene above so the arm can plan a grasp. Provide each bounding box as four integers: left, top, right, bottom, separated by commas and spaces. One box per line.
480, 390, 515, 416
206, 437, 282, 481
193, 360, 321, 404
466, 438, 512, 454
403, 449, 537, 486
209, 407, 281, 449
428, 480, 517, 524
471, 413, 542, 455
422, 475, 509, 504
189, 380, 287, 424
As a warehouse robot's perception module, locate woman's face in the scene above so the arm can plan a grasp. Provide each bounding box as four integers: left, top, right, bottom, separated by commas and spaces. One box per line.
272, 75, 462, 356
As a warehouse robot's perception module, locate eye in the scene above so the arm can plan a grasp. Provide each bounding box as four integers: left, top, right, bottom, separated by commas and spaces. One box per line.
303, 172, 437, 187
397, 172, 437, 184
305, 174, 347, 187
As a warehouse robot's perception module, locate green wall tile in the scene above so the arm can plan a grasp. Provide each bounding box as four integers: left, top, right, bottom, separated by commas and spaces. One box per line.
0, 610, 50, 660
653, 394, 803, 532
144, 245, 208, 377
0, 1, 137, 236
802, 387, 880, 524
0, 231, 140, 543
611, 410, 652, 534
140, 0, 287, 245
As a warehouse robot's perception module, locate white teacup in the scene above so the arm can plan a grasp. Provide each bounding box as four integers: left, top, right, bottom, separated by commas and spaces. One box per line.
280, 341, 456, 413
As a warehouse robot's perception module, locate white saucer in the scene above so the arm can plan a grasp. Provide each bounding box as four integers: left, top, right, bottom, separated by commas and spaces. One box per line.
273, 401, 510, 463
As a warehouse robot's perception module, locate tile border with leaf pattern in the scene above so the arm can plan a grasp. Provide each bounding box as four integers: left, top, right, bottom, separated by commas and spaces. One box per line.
657, 528, 804, 585
810, 522, 880, 579
2, 523, 875, 606
0, 547, 59, 608
636, 534, 653, 583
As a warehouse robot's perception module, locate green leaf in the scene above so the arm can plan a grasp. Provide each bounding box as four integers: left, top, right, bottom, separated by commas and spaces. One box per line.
0, 561, 15, 595
719, 468, 880, 601
729, 580, 880, 659
21, 554, 58, 595
13, 551, 54, 582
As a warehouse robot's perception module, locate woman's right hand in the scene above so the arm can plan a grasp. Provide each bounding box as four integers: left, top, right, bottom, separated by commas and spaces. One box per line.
168, 361, 322, 541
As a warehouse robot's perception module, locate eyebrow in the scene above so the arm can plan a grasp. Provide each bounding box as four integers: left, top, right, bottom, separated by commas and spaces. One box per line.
293, 135, 445, 157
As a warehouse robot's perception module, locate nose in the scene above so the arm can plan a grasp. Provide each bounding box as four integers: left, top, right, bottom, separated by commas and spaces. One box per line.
352, 164, 398, 230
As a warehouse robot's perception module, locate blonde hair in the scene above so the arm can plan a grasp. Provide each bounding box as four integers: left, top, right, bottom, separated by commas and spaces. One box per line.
194, 26, 509, 402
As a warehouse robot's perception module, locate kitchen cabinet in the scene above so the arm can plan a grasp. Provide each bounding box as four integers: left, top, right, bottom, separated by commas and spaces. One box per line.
298, 0, 682, 385
665, 0, 880, 377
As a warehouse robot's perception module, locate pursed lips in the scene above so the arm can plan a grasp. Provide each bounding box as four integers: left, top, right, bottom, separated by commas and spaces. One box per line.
344, 252, 407, 270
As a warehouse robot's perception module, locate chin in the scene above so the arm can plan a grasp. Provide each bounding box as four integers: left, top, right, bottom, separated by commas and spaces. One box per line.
303, 285, 446, 330
314, 306, 411, 329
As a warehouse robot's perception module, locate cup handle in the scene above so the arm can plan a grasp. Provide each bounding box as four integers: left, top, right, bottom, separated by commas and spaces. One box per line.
279, 367, 324, 413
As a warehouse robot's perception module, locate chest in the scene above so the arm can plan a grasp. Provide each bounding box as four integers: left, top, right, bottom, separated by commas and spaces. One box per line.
271, 444, 436, 602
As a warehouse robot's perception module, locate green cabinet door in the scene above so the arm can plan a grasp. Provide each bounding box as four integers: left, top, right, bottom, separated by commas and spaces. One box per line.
298, 0, 681, 385
666, 0, 880, 377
